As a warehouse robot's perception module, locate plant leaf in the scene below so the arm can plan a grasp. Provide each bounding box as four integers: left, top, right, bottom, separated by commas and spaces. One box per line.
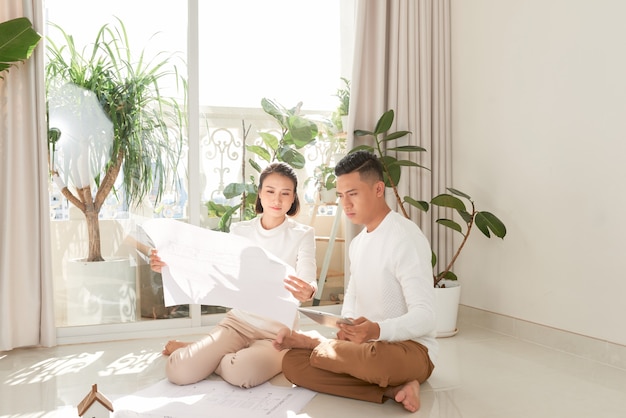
382, 130, 411, 141
475, 211, 507, 239
431, 194, 467, 212
258, 132, 278, 151
374, 109, 394, 134
0, 18, 42, 75
354, 129, 374, 137
278, 146, 306, 169
246, 145, 271, 162
349, 144, 375, 153
404, 196, 429, 211
387, 145, 427, 153
447, 187, 472, 200
436, 218, 463, 234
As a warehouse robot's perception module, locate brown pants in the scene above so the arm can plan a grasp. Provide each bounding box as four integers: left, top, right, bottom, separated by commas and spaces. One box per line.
282, 339, 434, 403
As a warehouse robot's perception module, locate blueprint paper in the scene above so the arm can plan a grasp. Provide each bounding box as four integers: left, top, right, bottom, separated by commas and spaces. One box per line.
142, 218, 299, 328
113, 378, 317, 418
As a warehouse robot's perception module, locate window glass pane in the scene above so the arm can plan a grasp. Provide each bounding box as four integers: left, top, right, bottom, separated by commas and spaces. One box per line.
197, 0, 351, 318
45, 0, 190, 326
199, 0, 342, 109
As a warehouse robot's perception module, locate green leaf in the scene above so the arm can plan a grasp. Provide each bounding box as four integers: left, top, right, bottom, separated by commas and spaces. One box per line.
223, 182, 246, 198
261, 98, 287, 128
447, 187, 472, 201
249, 158, 262, 173
246, 145, 271, 162
394, 159, 428, 169
0, 18, 42, 75
436, 218, 463, 234
287, 115, 318, 148
354, 129, 374, 137
374, 109, 394, 135
380, 155, 401, 187
438, 271, 458, 281
278, 147, 306, 169
475, 211, 507, 239
431, 194, 467, 212
387, 145, 427, 153
258, 132, 279, 151
382, 130, 411, 141
404, 196, 429, 211
349, 144, 375, 153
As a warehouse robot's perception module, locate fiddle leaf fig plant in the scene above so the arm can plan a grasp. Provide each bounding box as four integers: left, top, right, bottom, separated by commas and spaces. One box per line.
216, 98, 319, 230
352, 109, 507, 287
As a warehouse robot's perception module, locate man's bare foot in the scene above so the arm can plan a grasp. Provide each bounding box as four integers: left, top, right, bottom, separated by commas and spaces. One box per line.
272, 328, 327, 351
384, 380, 421, 412
162, 340, 191, 355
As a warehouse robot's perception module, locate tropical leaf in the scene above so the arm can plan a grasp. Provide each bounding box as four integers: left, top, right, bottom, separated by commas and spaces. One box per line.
0, 17, 41, 76
475, 211, 507, 239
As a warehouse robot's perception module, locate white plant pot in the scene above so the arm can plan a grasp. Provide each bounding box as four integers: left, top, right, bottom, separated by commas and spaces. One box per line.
65, 258, 136, 326
320, 188, 338, 204
434, 281, 461, 337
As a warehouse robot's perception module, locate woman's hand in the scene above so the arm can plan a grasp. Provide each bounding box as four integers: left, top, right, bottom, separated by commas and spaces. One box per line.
150, 249, 167, 273
284, 275, 316, 303
338, 317, 380, 344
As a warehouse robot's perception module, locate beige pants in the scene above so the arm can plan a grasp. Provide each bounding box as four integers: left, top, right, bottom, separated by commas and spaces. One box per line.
166, 311, 287, 388
282, 339, 434, 403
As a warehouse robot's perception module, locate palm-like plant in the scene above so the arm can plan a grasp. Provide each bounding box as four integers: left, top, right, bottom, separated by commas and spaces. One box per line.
46, 19, 186, 262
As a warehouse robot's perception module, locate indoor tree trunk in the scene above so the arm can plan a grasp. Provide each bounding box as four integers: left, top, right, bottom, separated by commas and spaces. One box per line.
84, 197, 104, 262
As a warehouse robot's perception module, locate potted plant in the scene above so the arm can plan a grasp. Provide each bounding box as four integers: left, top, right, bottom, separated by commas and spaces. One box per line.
306, 163, 337, 204
331, 77, 350, 132
216, 98, 319, 230
353, 109, 507, 336
45, 18, 186, 324
0, 17, 41, 78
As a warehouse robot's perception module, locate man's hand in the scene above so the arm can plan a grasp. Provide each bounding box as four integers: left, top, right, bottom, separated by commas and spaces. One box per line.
337, 317, 380, 343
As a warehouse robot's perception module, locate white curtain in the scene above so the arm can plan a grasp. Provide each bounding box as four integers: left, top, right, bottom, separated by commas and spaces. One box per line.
346, 0, 452, 273
0, 0, 56, 350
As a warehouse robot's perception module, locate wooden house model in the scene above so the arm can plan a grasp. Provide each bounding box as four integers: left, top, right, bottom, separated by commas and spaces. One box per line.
77, 383, 114, 417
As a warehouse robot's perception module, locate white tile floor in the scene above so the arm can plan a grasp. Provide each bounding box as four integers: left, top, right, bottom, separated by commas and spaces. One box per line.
2, 320, 626, 418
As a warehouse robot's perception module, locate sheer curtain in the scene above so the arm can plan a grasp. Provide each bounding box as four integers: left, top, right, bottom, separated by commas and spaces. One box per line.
346, 0, 452, 272
0, 0, 55, 350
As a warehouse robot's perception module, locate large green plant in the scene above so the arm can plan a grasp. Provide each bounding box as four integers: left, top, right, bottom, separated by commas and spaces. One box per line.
352, 110, 507, 287
0, 17, 41, 78
46, 19, 186, 262
213, 98, 319, 231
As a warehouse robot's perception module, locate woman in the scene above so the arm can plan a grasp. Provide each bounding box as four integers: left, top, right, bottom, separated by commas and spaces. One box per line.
150, 162, 317, 388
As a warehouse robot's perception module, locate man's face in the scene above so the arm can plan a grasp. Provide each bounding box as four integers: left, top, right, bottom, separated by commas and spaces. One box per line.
336, 171, 383, 226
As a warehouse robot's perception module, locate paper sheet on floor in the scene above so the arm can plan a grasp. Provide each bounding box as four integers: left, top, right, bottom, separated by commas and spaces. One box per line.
113, 378, 317, 418
142, 218, 298, 328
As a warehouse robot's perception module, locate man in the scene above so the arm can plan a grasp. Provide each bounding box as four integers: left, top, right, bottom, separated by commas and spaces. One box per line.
273, 151, 438, 412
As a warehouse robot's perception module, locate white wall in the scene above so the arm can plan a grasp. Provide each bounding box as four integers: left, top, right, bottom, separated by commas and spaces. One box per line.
451, 0, 626, 345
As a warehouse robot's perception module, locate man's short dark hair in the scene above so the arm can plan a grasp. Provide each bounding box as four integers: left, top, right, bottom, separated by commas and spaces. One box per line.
335, 150, 384, 183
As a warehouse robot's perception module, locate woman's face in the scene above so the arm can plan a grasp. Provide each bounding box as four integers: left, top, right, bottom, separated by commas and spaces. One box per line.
258, 173, 296, 220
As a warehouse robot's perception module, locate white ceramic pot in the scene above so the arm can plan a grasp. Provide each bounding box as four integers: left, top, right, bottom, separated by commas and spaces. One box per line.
434, 281, 461, 337
65, 258, 136, 326
319, 188, 338, 204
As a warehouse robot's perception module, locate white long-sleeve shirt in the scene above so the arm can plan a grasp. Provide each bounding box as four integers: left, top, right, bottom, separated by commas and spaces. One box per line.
229, 216, 316, 333
342, 211, 438, 365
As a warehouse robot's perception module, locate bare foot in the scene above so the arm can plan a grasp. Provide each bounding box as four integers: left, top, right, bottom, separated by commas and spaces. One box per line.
384, 380, 421, 412
272, 328, 326, 351
162, 340, 191, 355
